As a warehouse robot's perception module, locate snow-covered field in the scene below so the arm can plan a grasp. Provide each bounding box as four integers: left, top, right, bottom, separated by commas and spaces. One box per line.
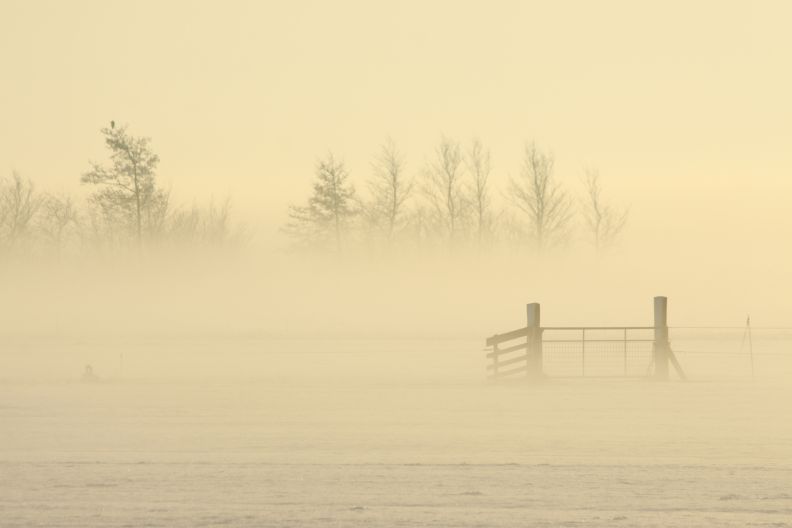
2, 337, 791, 527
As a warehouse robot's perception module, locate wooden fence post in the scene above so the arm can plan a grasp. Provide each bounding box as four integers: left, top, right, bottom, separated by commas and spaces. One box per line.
653, 296, 669, 380
526, 303, 542, 379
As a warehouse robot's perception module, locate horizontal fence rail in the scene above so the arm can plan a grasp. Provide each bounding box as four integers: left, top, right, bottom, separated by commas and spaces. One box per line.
486, 326, 656, 379
486, 337, 531, 379
484, 298, 686, 381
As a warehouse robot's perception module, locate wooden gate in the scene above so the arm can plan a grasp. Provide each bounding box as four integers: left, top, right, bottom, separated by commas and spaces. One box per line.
485, 297, 686, 381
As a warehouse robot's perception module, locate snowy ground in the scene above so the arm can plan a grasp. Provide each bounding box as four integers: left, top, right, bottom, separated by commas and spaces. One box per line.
2, 337, 791, 527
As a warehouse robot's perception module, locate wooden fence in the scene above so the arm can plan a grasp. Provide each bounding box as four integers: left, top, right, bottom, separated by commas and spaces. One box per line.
485, 297, 686, 381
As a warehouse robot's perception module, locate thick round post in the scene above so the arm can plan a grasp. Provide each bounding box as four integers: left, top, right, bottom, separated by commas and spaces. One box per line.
653, 296, 669, 380
526, 303, 542, 379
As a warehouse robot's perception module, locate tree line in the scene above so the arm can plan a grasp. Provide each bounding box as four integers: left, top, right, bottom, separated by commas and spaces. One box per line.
284, 138, 627, 254
2, 127, 628, 258
1, 123, 241, 257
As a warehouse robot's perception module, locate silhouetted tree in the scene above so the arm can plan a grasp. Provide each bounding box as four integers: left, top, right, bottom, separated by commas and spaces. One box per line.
0, 172, 42, 250
508, 142, 572, 250
82, 123, 165, 246
168, 198, 243, 246
422, 137, 468, 244
284, 153, 357, 251
364, 138, 412, 245
582, 169, 627, 251
38, 193, 80, 252
466, 138, 493, 247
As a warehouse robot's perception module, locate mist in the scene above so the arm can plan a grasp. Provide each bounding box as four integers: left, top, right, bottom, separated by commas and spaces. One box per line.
3, 1, 792, 527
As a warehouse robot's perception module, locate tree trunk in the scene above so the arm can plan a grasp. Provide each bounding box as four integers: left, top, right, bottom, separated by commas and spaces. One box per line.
133, 164, 142, 246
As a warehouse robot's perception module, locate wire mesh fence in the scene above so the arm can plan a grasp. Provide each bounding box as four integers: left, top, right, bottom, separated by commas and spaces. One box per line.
540, 327, 792, 380
668, 327, 792, 380
542, 328, 654, 378
488, 326, 792, 380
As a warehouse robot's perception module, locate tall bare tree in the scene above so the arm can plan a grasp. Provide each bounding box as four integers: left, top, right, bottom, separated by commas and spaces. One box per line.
284, 153, 357, 251
82, 123, 163, 246
0, 172, 43, 250
466, 138, 493, 246
508, 142, 572, 250
582, 169, 628, 251
422, 137, 467, 243
365, 138, 412, 244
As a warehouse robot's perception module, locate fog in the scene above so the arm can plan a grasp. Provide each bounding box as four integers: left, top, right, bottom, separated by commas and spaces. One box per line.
3, 247, 791, 526
2, 1, 792, 527
1, 243, 788, 340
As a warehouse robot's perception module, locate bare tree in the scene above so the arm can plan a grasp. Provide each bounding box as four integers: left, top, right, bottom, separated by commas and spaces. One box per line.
365, 138, 413, 244
284, 153, 357, 251
144, 188, 171, 240
37, 193, 80, 251
422, 137, 467, 243
582, 169, 628, 251
198, 198, 234, 245
466, 138, 493, 247
0, 172, 43, 250
168, 197, 243, 246
508, 142, 572, 250
81, 123, 162, 246
406, 204, 431, 249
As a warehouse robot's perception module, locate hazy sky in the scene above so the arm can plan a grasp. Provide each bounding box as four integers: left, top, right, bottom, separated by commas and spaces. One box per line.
2, 0, 790, 248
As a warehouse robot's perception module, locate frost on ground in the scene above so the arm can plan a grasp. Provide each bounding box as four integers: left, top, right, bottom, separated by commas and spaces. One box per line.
1, 338, 791, 527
